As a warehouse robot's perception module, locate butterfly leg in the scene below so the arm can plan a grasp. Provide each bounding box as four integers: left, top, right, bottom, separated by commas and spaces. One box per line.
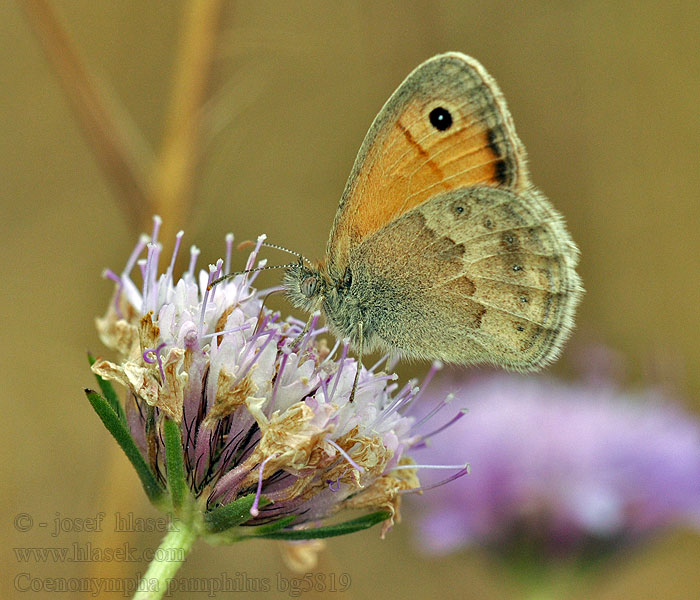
290, 313, 315, 350
349, 321, 364, 403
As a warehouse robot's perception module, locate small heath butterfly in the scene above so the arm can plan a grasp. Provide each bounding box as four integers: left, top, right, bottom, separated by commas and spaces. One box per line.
283, 52, 582, 393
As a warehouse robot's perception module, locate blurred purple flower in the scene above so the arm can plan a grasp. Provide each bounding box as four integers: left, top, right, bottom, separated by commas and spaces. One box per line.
411, 373, 700, 557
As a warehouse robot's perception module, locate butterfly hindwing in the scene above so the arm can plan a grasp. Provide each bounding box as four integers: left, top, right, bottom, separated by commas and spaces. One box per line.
349, 187, 581, 369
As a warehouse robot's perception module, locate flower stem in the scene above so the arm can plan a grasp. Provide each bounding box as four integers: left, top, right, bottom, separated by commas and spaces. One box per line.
133, 519, 198, 600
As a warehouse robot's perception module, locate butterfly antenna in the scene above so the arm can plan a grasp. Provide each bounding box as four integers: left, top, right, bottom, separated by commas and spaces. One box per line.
208, 263, 298, 290
261, 241, 313, 267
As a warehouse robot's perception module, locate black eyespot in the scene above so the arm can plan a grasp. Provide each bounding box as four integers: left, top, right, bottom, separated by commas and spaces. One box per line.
429, 107, 453, 131
455, 206, 464, 214
516, 325, 525, 332
520, 296, 529, 303
512, 264, 523, 272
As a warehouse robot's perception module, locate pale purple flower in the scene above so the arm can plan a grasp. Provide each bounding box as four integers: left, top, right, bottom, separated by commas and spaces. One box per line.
89, 218, 464, 540
410, 372, 700, 556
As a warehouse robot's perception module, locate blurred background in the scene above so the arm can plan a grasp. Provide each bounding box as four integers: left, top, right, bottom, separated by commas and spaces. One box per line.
2, 1, 698, 598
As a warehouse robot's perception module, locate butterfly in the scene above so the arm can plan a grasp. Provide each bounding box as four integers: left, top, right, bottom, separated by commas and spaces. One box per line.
282, 52, 582, 395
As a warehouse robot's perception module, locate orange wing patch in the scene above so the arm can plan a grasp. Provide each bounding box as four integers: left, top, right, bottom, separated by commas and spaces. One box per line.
326, 53, 530, 274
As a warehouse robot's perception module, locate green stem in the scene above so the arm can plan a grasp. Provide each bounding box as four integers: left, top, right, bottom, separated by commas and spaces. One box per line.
133, 519, 198, 600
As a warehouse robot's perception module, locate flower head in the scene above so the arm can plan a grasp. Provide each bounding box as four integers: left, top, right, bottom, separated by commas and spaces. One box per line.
88, 219, 461, 542
410, 372, 700, 558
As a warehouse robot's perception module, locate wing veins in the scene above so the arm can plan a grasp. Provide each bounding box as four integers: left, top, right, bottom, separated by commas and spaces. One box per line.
470, 274, 554, 292
467, 250, 560, 267
460, 297, 549, 327
456, 224, 549, 244
407, 136, 498, 182
403, 157, 504, 203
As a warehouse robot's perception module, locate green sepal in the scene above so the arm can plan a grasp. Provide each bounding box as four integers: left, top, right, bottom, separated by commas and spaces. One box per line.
88, 353, 126, 424
163, 418, 189, 513
204, 493, 271, 534
85, 389, 164, 504
247, 510, 391, 540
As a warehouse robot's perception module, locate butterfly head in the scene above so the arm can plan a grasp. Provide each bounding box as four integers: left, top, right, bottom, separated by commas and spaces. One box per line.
284, 260, 328, 313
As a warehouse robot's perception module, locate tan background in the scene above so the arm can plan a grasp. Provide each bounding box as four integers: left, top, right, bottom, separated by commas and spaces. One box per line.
1, 1, 699, 599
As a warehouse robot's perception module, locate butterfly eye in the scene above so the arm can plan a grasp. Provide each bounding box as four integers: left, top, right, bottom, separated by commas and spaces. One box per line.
429, 107, 453, 131
301, 275, 318, 298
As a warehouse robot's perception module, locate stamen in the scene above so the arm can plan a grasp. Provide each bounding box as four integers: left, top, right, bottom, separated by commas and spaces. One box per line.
103, 268, 121, 284
413, 393, 454, 429
325, 437, 364, 473
103, 269, 125, 318
246, 258, 267, 286
286, 316, 307, 328
236, 318, 271, 369
368, 354, 391, 373
124, 234, 150, 278
245, 234, 267, 273
199, 266, 216, 337
187, 245, 200, 278
319, 376, 330, 404
166, 230, 184, 285
359, 372, 397, 389
200, 323, 252, 341
237, 330, 277, 381
150, 215, 162, 245
151, 243, 162, 306
371, 380, 417, 429
321, 338, 342, 364
399, 465, 470, 495
112, 234, 149, 319
142, 243, 159, 314
137, 258, 147, 284
417, 408, 468, 441
404, 360, 443, 414
250, 454, 277, 517
224, 233, 234, 275
327, 477, 341, 492
329, 345, 349, 400
208, 259, 223, 304
390, 462, 467, 471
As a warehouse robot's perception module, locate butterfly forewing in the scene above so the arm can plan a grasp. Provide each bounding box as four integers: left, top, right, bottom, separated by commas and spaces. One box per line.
327, 53, 529, 276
